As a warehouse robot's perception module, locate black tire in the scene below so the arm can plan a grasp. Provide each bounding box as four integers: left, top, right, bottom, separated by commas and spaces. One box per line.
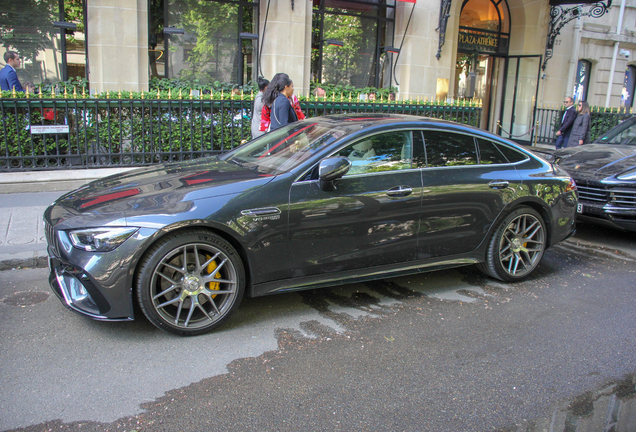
136, 229, 245, 336
477, 206, 547, 282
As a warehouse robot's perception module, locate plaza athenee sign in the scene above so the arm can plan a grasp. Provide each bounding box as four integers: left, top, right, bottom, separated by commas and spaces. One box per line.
458, 30, 509, 55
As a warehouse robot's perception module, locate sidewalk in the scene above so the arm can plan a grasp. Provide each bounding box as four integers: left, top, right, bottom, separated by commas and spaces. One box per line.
0, 168, 135, 271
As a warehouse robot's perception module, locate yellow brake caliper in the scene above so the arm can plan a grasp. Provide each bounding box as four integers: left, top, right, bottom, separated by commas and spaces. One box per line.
206, 256, 222, 299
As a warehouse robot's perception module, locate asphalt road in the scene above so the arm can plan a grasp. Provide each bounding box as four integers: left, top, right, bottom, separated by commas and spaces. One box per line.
1, 224, 635, 432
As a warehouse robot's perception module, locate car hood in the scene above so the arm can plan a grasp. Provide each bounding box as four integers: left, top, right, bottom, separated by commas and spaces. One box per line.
53, 158, 275, 216
555, 144, 636, 180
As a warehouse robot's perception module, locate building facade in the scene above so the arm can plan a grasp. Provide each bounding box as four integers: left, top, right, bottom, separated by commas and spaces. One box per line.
2, 0, 635, 136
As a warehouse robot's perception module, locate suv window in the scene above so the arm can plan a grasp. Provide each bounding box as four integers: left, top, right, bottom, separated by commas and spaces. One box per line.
334, 131, 413, 175
601, 118, 636, 145
494, 143, 528, 163
423, 131, 478, 167
477, 138, 510, 164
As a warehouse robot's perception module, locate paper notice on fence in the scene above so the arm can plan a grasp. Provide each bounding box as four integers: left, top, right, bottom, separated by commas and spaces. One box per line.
31, 125, 70, 134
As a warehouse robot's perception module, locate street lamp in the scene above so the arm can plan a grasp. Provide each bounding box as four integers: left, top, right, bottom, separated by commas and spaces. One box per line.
53, 21, 77, 82
383, 46, 401, 87
163, 27, 185, 35
324, 39, 344, 47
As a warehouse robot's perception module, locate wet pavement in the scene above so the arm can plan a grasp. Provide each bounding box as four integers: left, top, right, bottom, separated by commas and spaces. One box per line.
1, 224, 635, 432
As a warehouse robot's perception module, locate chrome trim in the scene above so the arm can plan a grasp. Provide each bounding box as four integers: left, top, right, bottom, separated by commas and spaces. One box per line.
241, 207, 281, 217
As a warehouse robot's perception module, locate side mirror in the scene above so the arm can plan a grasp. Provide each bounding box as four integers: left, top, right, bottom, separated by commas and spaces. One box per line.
318, 157, 351, 191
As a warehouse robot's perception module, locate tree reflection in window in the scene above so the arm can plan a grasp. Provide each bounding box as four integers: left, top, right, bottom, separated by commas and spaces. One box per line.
423, 131, 478, 167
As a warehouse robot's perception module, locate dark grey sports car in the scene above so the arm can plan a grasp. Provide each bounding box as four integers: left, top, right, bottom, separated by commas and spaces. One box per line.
554, 116, 636, 231
45, 114, 577, 335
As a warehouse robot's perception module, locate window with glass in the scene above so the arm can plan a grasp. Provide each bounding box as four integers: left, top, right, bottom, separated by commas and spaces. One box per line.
333, 131, 412, 175
423, 131, 479, 167
476, 138, 509, 164
0, 0, 86, 87
621, 65, 636, 110
311, 0, 395, 88
150, 0, 259, 85
573, 60, 591, 102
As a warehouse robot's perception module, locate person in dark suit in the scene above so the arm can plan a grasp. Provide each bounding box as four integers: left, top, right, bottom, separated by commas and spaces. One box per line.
0, 51, 24, 92
555, 96, 576, 149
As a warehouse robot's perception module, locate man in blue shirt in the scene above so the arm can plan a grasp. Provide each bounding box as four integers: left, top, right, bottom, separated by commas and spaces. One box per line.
0, 51, 24, 92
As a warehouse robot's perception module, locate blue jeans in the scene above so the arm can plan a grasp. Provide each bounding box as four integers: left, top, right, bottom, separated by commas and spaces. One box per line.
555, 133, 570, 149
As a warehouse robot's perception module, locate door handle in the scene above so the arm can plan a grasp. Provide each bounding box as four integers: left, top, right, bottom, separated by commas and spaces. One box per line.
387, 186, 413, 197
488, 180, 509, 189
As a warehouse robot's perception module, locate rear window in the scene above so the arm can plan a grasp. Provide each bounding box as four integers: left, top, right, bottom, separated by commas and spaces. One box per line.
598, 117, 636, 145
477, 138, 509, 164
493, 143, 528, 163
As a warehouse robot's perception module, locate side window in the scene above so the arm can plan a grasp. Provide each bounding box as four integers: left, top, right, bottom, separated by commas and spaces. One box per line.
494, 143, 528, 163
334, 131, 413, 175
477, 138, 509, 164
423, 131, 478, 167
606, 123, 636, 144
413, 130, 427, 168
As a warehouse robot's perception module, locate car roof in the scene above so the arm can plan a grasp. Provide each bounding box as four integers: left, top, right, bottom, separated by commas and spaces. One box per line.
305, 113, 481, 134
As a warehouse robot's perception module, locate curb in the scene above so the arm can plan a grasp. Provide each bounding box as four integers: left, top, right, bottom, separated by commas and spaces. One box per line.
0, 167, 137, 193
0, 247, 49, 271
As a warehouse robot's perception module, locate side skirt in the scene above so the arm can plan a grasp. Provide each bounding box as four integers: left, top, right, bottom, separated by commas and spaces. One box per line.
250, 256, 480, 298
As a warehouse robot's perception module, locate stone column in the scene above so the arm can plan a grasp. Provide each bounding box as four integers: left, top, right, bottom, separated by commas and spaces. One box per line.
87, 0, 149, 92
259, 1, 312, 96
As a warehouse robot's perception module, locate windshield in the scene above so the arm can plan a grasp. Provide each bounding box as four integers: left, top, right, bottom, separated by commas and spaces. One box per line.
220, 121, 349, 175
597, 117, 636, 145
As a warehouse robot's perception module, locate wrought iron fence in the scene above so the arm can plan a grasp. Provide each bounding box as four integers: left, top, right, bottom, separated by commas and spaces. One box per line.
533, 106, 633, 145
0, 97, 482, 172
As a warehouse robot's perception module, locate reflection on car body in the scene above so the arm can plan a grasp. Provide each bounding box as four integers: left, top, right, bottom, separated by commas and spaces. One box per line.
44, 114, 577, 335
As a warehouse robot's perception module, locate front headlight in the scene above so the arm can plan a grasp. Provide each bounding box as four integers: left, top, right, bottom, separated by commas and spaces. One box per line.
617, 168, 636, 181
68, 227, 139, 252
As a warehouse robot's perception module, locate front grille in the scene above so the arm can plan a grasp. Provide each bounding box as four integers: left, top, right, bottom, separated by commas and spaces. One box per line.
576, 182, 636, 208
44, 221, 60, 258
577, 185, 608, 203
610, 189, 636, 208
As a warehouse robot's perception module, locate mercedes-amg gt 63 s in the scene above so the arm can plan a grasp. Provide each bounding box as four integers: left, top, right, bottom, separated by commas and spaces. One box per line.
45, 115, 577, 335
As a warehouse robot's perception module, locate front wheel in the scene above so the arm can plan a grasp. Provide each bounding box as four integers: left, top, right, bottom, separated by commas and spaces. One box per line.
136, 229, 245, 336
478, 207, 547, 282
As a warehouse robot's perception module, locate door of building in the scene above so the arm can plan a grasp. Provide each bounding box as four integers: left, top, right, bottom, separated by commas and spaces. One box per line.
497, 55, 542, 145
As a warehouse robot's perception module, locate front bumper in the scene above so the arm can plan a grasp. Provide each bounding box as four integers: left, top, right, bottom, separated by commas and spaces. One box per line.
48, 257, 130, 320
574, 180, 636, 231
45, 226, 158, 321
576, 200, 636, 231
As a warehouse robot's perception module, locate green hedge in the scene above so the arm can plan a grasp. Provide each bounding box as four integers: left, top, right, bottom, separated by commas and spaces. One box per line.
0, 97, 481, 170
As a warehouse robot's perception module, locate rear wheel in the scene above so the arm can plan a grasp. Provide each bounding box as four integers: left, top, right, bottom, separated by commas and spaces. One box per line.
137, 229, 245, 336
478, 207, 546, 281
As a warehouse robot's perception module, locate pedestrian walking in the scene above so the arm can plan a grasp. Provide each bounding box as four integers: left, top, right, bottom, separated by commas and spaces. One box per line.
263, 73, 298, 131
0, 51, 24, 92
251, 77, 269, 139
569, 101, 592, 146
555, 96, 577, 149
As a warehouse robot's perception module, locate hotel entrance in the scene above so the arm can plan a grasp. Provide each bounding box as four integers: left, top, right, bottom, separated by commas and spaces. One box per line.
454, 0, 542, 144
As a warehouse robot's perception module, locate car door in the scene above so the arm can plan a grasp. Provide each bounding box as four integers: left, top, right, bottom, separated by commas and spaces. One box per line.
287, 130, 424, 278
417, 130, 523, 259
